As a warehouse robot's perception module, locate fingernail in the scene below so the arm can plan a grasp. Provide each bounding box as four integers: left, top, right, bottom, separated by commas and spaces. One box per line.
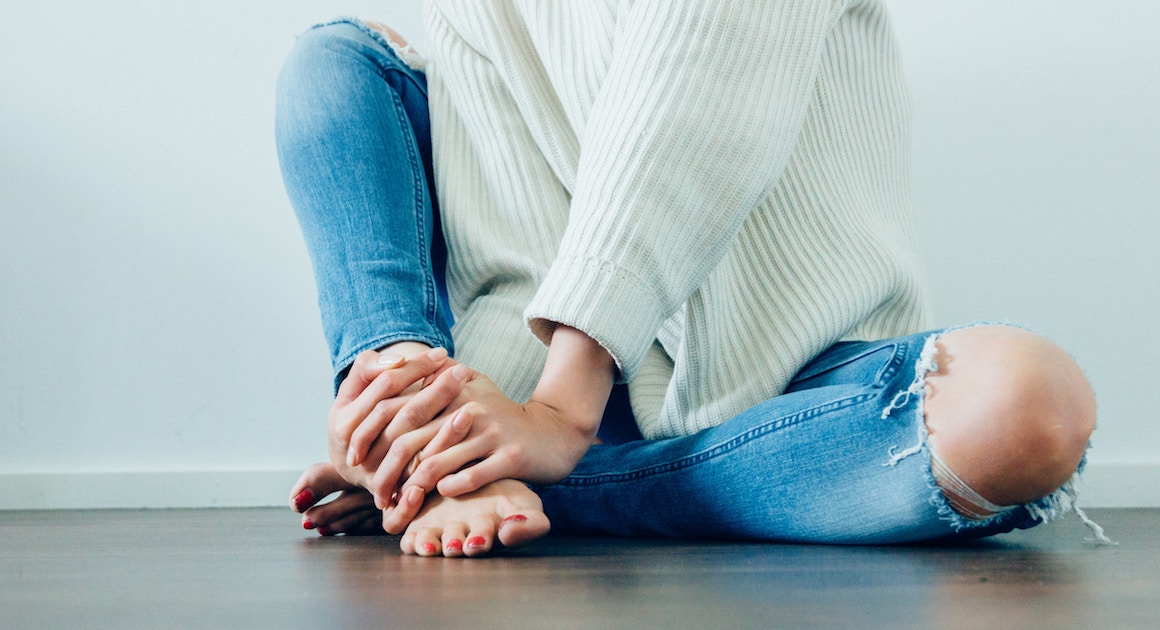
501, 514, 528, 526
453, 409, 471, 431
317, 525, 333, 536
445, 539, 463, 552
421, 543, 437, 555
377, 353, 405, 367
450, 364, 469, 381
302, 520, 315, 530
426, 347, 449, 361
292, 489, 315, 511
407, 486, 424, 505
466, 536, 487, 549
346, 448, 357, 467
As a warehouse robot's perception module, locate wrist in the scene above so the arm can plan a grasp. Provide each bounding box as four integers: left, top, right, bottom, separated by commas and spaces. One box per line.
529, 325, 615, 438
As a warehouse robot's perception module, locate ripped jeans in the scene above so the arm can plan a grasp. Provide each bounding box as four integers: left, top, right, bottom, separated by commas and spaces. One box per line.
275, 19, 1082, 543
539, 329, 1074, 543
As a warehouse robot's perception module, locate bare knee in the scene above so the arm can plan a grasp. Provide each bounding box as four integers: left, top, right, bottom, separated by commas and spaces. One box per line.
923, 325, 1095, 513
363, 20, 410, 49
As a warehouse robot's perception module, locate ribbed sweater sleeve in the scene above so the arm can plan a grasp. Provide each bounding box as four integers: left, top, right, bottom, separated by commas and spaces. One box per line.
524, 0, 850, 380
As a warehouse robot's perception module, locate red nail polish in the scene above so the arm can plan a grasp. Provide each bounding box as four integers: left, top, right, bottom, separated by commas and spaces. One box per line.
317, 525, 333, 536
293, 489, 315, 510
422, 543, 437, 554
302, 520, 315, 530
445, 539, 463, 552
466, 536, 486, 548
501, 514, 528, 525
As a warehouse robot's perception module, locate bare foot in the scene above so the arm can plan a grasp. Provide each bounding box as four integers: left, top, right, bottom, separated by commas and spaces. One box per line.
398, 479, 550, 557
290, 462, 384, 536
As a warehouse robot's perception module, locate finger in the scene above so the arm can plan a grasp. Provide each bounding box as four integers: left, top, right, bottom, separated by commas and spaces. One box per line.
421, 358, 474, 389
335, 349, 407, 406
382, 485, 426, 534
332, 348, 449, 439
400, 423, 493, 500
370, 422, 442, 507
418, 403, 474, 461
351, 420, 398, 481
380, 364, 472, 446
346, 395, 409, 467
348, 363, 468, 467
435, 452, 514, 498
290, 462, 359, 512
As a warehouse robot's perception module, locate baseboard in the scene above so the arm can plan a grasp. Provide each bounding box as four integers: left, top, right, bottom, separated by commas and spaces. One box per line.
0, 470, 303, 510
1072, 462, 1160, 508
0, 462, 1156, 510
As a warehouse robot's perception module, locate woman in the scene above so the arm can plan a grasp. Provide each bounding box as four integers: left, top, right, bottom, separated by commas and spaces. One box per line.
275, 2, 1101, 557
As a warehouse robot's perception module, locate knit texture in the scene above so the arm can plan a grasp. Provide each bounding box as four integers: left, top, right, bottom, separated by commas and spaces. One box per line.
423, 0, 931, 439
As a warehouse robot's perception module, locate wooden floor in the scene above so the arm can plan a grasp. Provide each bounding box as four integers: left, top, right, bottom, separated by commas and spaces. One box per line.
1, 508, 1157, 629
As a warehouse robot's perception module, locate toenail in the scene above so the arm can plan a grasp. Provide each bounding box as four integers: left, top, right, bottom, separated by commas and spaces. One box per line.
422, 543, 437, 554
317, 525, 333, 536
501, 514, 528, 525
446, 539, 463, 552
466, 536, 487, 549
293, 489, 315, 511
302, 520, 315, 530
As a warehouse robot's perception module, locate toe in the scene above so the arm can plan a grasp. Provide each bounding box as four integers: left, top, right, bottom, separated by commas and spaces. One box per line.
463, 515, 495, 557
291, 462, 358, 512
411, 527, 443, 557
441, 522, 470, 558
325, 504, 384, 536
497, 510, 550, 549
302, 489, 378, 535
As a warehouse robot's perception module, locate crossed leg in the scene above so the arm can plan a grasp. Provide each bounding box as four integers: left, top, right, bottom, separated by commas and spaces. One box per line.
380, 325, 1097, 552
293, 325, 1097, 554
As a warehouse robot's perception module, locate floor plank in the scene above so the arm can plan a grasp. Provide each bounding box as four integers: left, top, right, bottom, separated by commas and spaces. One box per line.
1, 508, 1157, 628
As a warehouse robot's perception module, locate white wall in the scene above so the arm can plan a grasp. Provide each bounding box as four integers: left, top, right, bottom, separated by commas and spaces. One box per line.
1, 1, 1156, 509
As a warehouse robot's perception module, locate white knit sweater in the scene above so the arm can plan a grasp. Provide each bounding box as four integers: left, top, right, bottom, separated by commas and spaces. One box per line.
422, 0, 931, 439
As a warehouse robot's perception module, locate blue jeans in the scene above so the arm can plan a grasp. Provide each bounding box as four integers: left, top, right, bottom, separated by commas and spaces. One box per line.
276, 20, 1058, 544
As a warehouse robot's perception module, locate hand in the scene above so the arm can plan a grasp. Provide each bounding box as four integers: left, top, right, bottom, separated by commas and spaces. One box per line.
374, 372, 597, 532
327, 345, 466, 491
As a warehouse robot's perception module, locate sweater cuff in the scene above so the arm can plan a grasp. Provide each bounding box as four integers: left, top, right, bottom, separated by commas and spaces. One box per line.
525, 256, 667, 383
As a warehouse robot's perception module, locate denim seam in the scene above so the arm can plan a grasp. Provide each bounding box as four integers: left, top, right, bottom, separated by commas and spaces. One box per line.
873, 342, 906, 388
560, 392, 879, 486
562, 339, 907, 486
382, 85, 442, 340
305, 18, 449, 383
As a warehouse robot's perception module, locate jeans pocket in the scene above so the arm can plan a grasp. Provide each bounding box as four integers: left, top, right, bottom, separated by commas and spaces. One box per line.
786, 341, 901, 393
